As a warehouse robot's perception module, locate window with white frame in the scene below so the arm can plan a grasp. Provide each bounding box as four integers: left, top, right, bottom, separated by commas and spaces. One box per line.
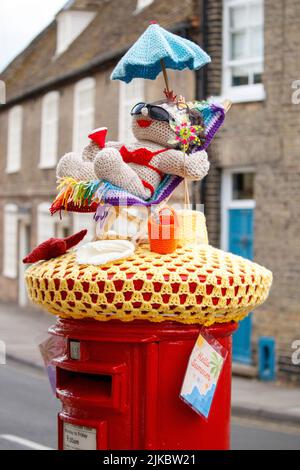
40, 91, 60, 168
223, 0, 264, 102
3, 204, 18, 278
37, 203, 56, 244
118, 79, 144, 142
136, 0, 154, 12
221, 168, 255, 251
73, 213, 95, 243
6, 105, 23, 173
37, 202, 70, 245
56, 10, 96, 55
73, 77, 95, 153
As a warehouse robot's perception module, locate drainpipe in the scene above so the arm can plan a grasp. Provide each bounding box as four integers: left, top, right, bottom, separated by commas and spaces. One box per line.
196, 0, 208, 101
195, 0, 208, 209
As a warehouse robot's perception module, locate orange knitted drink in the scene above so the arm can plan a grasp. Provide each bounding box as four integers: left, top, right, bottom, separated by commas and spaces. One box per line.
148, 207, 178, 254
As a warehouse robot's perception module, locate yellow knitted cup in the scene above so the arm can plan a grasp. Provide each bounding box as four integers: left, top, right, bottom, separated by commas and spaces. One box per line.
177, 210, 208, 246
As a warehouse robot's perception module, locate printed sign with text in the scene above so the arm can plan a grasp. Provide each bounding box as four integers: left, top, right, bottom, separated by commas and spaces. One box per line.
180, 333, 227, 419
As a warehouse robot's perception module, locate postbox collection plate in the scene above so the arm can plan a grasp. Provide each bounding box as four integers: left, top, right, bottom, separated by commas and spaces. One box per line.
63, 422, 97, 450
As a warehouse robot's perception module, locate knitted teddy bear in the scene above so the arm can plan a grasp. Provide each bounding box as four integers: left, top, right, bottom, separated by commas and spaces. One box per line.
57, 100, 209, 200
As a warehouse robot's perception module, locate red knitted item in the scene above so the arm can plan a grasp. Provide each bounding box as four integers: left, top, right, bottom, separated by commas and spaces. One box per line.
88, 127, 107, 149
50, 200, 98, 215
23, 230, 87, 263
119, 146, 168, 196
120, 146, 168, 166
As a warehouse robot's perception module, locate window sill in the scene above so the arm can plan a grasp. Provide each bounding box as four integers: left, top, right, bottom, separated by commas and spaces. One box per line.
3, 271, 17, 279
133, 1, 153, 15
212, 84, 266, 104
133, 8, 146, 15
38, 164, 56, 170
5, 168, 19, 175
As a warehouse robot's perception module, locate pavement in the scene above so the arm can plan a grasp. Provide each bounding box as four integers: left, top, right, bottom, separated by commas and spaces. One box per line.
1, 301, 300, 426
0, 360, 59, 450
232, 378, 300, 425
0, 302, 54, 369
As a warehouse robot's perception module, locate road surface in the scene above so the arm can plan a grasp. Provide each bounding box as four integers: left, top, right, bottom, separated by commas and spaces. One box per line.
0, 360, 299, 450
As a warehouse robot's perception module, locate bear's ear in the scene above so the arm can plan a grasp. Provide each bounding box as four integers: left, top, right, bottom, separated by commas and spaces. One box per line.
189, 108, 204, 127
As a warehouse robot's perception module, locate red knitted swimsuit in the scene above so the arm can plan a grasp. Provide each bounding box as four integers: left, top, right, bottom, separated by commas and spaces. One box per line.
120, 146, 168, 196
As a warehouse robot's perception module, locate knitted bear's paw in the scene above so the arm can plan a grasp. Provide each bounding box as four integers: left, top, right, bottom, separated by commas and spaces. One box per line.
82, 142, 100, 162
93, 148, 123, 180
184, 150, 210, 180
56, 152, 96, 181
94, 148, 151, 199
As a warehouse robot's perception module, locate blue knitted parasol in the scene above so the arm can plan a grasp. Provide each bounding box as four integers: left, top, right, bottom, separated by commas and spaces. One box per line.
111, 23, 211, 85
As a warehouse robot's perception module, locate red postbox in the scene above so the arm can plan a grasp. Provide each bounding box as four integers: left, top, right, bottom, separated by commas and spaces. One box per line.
50, 318, 237, 450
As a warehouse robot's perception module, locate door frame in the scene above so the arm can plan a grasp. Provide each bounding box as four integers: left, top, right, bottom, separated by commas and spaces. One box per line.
220, 166, 256, 252
221, 167, 255, 364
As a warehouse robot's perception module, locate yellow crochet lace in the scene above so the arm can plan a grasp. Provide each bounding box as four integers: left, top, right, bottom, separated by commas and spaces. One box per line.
25, 245, 272, 325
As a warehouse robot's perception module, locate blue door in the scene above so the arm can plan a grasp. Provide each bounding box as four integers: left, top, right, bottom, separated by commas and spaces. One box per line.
229, 208, 254, 364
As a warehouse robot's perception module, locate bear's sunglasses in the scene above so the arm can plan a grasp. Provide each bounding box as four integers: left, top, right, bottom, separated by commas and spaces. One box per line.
131, 102, 172, 123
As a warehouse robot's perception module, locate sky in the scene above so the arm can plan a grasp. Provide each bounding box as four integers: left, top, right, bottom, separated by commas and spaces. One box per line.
0, 0, 67, 72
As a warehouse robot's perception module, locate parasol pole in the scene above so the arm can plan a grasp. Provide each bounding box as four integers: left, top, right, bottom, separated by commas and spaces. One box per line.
160, 59, 170, 94
222, 99, 232, 113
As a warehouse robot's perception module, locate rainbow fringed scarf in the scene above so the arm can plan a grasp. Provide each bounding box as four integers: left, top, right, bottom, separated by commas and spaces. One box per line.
50, 178, 107, 214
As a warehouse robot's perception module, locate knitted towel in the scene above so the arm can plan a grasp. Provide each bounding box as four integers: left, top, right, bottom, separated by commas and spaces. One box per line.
76, 240, 135, 265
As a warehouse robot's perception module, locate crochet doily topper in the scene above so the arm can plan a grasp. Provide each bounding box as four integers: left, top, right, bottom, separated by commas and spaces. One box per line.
25, 245, 273, 326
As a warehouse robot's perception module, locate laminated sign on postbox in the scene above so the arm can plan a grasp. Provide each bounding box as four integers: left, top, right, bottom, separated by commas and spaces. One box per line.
180, 332, 227, 419
64, 423, 97, 450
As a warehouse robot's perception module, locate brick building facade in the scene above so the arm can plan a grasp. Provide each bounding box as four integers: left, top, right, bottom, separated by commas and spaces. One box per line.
0, 0, 299, 381
204, 0, 300, 380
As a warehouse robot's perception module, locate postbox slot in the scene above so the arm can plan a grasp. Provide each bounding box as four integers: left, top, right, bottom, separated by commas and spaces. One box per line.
55, 361, 127, 410
58, 369, 112, 399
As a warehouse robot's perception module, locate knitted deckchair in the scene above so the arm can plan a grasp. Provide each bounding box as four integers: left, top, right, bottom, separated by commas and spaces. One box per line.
50, 102, 226, 216
49, 174, 181, 215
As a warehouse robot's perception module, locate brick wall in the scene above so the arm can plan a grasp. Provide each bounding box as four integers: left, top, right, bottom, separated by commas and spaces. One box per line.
203, 0, 223, 248
205, 0, 300, 381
